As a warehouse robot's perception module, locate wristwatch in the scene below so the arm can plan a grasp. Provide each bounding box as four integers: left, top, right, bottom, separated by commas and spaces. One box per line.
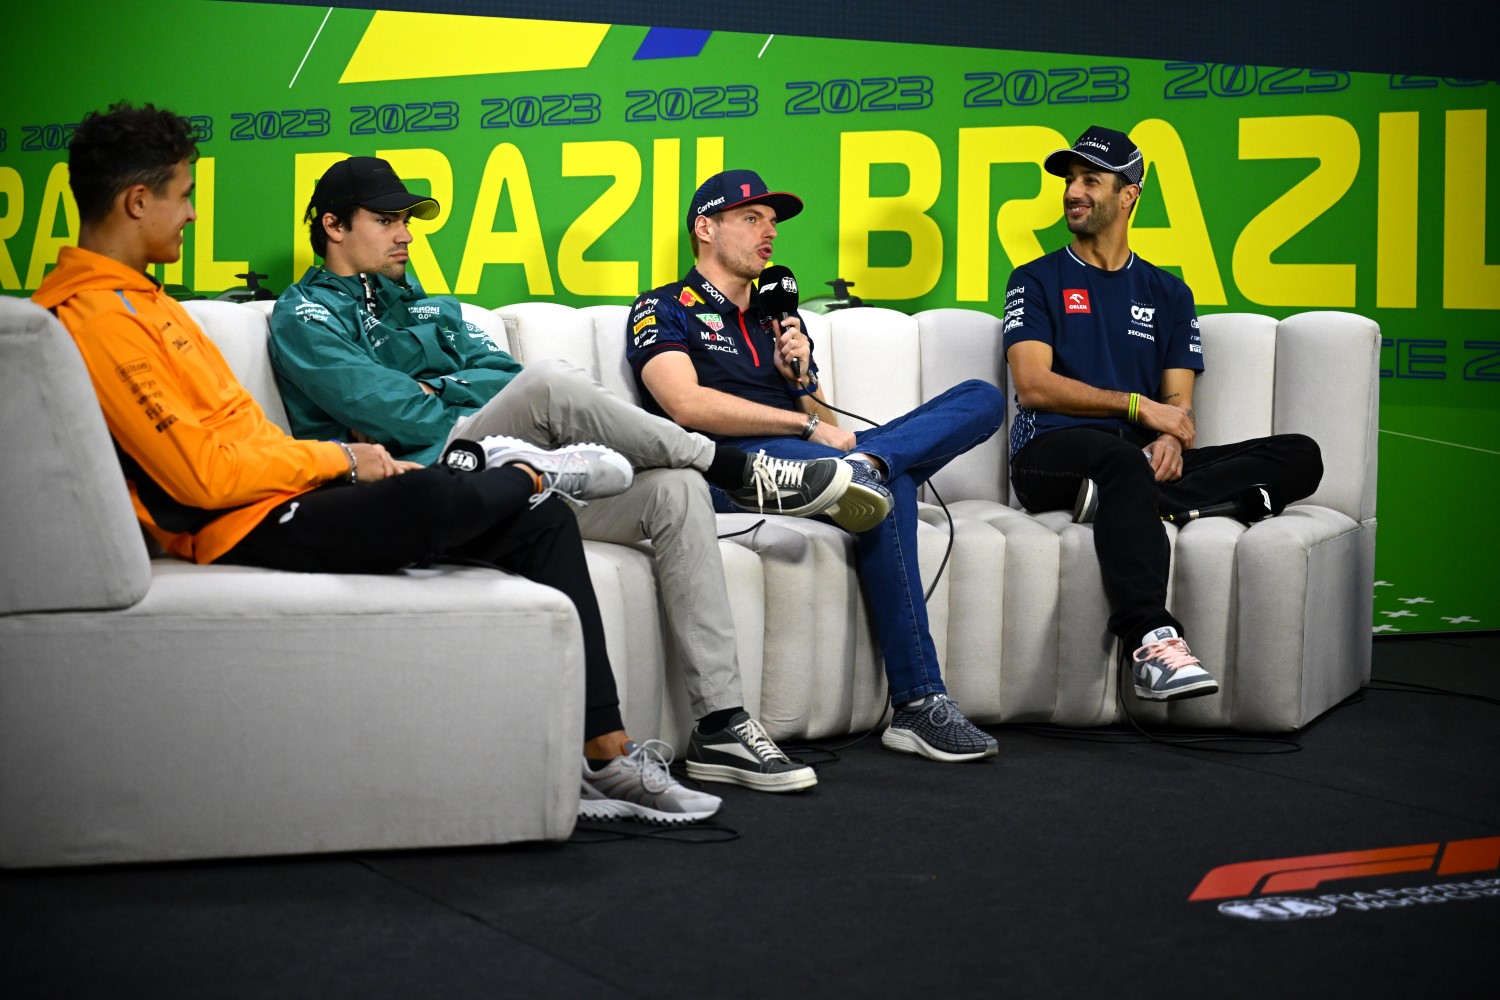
801, 412, 820, 440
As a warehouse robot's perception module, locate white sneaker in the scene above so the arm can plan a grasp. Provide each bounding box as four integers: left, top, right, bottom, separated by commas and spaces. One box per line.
578, 740, 721, 825
442, 435, 633, 506
1130, 627, 1219, 700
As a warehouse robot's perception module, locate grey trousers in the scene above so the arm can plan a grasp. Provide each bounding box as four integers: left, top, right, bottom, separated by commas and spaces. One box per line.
448, 359, 743, 717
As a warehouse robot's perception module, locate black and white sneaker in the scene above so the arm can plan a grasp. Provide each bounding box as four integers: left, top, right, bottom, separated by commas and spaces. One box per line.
442, 434, 633, 506
726, 450, 893, 532
881, 694, 998, 762
1073, 478, 1098, 524
685, 711, 818, 792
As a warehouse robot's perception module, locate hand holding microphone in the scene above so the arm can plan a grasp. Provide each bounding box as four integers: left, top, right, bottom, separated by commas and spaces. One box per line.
757, 265, 809, 385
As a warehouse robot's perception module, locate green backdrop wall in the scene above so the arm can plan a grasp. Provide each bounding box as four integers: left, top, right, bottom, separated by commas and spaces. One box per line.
3, 1, 1496, 634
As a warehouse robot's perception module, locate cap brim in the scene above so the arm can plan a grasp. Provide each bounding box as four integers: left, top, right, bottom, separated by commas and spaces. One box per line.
362, 193, 441, 221
719, 191, 803, 224
1043, 148, 1143, 186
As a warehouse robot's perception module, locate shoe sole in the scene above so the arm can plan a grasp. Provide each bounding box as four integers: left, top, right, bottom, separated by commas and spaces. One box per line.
685, 759, 819, 792
880, 726, 998, 763
825, 480, 895, 533
1072, 479, 1097, 524
1133, 677, 1220, 701
577, 797, 718, 825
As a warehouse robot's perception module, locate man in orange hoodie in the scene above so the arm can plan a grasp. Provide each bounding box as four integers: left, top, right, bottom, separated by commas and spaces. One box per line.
32, 101, 720, 826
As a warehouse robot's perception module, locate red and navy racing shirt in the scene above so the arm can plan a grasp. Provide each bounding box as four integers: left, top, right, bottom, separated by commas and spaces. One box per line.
626, 267, 815, 438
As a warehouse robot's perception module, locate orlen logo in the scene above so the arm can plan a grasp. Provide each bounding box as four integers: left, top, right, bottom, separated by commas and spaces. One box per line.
1064, 289, 1091, 314
1191, 836, 1500, 901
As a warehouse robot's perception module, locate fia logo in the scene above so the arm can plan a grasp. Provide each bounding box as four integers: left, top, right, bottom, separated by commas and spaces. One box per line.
1218, 898, 1338, 922
1064, 289, 1091, 314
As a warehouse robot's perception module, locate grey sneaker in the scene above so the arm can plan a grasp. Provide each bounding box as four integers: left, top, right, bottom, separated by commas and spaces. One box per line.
578, 740, 721, 825
1073, 478, 1098, 523
831, 458, 895, 533
442, 435, 633, 506
726, 450, 893, 532
881, 694, 998, 762
686, 711, 818, 792
1130, 627, 1218, 701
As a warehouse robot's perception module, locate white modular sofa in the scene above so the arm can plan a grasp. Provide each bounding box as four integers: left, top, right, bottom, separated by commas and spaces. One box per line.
0, 297, 587, 867
491, 301, 1380, 737
0, 292, 1379, 865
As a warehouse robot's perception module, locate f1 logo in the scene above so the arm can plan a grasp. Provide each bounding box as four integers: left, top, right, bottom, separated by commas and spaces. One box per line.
1064, 289, 1091, 314
1189, 835, 1500, 901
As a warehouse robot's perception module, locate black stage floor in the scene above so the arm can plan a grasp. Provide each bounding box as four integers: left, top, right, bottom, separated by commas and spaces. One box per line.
5, 633, 1497, 998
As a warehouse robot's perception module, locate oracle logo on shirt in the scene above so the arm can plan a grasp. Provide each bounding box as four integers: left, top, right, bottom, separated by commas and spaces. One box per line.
1064, 289, 1091, 314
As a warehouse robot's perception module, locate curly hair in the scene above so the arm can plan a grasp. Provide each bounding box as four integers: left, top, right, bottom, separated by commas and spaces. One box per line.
68, 101, 199, 226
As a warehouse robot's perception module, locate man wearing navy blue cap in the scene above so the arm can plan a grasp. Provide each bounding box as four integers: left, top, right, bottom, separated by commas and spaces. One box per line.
1003, 126, 1324, 701
627, 169, 1006, 764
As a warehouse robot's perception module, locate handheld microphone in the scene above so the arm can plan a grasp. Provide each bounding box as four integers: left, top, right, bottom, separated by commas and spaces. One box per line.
1161, 485, 1274, 524
757, 265, 803, 380
758, 264, 799, 319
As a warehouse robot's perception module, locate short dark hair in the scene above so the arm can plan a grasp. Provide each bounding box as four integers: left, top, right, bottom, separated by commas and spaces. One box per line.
68, 102, 198, 226
305, 200, 355, 259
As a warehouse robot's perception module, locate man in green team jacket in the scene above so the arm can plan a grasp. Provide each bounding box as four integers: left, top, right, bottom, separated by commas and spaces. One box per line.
268, 157, 891, 794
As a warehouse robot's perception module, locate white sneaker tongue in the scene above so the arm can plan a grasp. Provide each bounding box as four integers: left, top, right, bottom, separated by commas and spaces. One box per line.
1147, 626, 1179, 645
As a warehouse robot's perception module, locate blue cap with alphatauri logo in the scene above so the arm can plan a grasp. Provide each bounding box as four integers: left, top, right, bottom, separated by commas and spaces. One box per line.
1044, 126, 1145, 187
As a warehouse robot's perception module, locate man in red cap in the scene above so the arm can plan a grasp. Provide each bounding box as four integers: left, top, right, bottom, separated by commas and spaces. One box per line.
627, 169, 1006, 765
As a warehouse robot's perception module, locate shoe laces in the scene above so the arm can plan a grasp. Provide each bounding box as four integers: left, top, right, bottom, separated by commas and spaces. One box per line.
1137, 637, 1201, 673
746, 450, 807, 511
528, 447, 600, 509
730, 716, 791, 763
621, 738, 677, 793
919, 693, 958, 727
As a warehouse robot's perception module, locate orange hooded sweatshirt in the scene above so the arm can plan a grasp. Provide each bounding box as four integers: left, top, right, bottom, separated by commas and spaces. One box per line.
33, 246, 349, 563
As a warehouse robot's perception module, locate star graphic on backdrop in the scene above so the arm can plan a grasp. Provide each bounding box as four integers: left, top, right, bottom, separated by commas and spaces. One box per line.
1380, 610, 1417, 618
1398, 597, 1433, 604
1374, 580, 1394, 587
1371, 624, 1401, 633
1441, 616, 1480, 624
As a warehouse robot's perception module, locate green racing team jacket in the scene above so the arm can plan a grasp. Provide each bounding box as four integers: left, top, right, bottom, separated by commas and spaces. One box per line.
268, 266, 523, 465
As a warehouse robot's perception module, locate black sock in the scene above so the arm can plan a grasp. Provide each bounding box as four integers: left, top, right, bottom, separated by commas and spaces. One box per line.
696, 706, 744, 734
703, 446, 750, 490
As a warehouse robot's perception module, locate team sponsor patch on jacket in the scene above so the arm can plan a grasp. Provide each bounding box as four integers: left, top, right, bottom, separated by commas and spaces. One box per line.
633, 314, 656, 334
1063, 289, 1091, 314
678, 287, 702, 306
696, 312, 723, 332
295, 301, 333, 323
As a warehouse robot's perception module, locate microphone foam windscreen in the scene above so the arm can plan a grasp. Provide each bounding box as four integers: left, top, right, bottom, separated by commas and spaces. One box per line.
757, 265, 800, 316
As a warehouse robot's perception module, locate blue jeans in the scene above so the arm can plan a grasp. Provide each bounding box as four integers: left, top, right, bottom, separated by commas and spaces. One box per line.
713, 380, 1004, 704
